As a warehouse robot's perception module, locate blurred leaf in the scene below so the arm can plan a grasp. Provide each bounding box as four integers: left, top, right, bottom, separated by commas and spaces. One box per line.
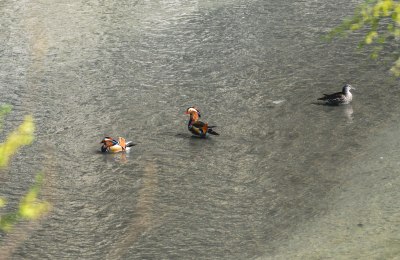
0, 115, 34, 167
377, 35, 386, 43
0, 197, 6, 207
0, 109, 50, 232
371, 52, 380, 59
19, 173, 50, 220
390, 56, 400, 75
328, 0, 400, 76
351, 23, 362, 30
394, 5, 400, 23
0, 213, 19, 232
365, 31, 379, 44
0, 105, 12, 132
0, 105, 12, 117
0, 173, 50, 232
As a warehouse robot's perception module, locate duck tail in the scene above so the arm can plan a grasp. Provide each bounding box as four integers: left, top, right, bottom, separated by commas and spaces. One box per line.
126, 141, 136, 147
207, 126, 219, 135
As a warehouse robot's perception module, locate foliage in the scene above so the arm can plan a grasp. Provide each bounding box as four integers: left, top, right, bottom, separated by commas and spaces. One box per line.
327, 0, 400, 75
0, 115, 34, 167
0, 105, 50, 232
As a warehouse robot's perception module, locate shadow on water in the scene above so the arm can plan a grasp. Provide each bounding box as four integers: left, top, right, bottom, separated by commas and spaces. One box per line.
176, 132, 218, 139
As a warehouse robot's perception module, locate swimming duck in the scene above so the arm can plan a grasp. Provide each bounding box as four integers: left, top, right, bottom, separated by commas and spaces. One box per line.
318, 84, 355, 105
185, 106, 219, 137
100, 137, 135, 153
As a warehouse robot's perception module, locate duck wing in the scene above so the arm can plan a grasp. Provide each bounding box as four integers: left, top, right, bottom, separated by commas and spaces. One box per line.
318, 92, 345, 102
189, 120, 208, 136
190, 121, 219, 136
191, 121, 206, 128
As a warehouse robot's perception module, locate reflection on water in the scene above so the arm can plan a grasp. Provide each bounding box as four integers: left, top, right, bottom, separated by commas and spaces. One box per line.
1, 0, 400, 259
100, 150, 135, 164
316, 103, 354, 124
343, 104, 354, 123
107, 161, 158, 259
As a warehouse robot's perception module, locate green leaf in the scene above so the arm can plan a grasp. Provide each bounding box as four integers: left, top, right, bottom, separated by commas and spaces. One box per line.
365, 31, 378, 44
327, 0, 400, 76
18, 173, 50, 220
0, 115, 35, 168
0, 213, 19, 232
0, 197, 6, 207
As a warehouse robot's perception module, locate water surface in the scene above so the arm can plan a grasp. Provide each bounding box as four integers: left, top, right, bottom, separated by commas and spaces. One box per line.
1, 0, 399, 259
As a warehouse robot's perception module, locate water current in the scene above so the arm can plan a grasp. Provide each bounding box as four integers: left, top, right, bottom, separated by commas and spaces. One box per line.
1, 0, 399, 259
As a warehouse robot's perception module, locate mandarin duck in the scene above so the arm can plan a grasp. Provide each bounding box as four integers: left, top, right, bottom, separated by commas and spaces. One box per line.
100, 137, 135, 153
185, 106, 219, 137
318, 84, 355, 105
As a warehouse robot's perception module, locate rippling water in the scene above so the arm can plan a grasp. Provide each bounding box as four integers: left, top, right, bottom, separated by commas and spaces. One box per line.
1, 0, 400, 259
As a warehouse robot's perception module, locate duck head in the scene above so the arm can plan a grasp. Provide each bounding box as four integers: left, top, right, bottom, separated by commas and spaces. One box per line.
185, 106, 201, 122
100, 137, 118, 148
342, 84, 355, 93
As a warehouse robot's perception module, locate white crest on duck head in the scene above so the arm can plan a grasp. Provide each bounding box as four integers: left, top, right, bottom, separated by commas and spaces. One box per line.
186, 106, 201, 117
100, 137, 112, 143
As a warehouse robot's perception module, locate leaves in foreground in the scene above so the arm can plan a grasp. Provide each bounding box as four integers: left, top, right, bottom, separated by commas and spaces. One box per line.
0, 105, 50, 232
327, 0, 400, 76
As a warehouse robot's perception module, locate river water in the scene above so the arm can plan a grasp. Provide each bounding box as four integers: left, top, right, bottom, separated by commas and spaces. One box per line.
1, 0, 400, 259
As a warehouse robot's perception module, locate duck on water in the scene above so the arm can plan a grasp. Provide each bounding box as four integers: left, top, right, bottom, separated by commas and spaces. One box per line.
318, 84, 355, 105
185, 106, 219, 138
100, 137, 135, 153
